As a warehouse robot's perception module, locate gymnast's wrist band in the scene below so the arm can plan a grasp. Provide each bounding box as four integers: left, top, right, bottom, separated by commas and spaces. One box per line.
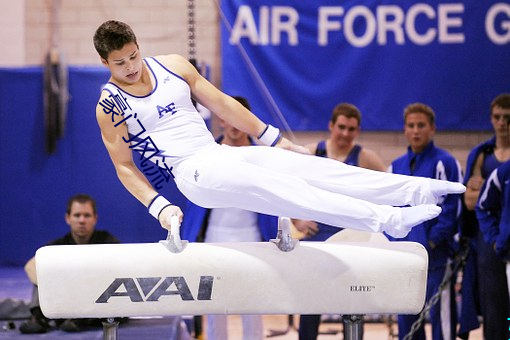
258, 124, 282, 147
148, 194, 173, 220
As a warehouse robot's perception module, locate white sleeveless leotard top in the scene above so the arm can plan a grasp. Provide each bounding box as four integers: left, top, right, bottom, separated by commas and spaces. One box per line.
101, 57, 215, 169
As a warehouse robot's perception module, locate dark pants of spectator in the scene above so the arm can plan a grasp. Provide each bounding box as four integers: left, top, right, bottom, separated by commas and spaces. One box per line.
477, 232, 510, 340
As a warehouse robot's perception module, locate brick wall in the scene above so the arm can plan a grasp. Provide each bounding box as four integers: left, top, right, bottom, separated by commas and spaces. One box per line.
1, 0, 220, 83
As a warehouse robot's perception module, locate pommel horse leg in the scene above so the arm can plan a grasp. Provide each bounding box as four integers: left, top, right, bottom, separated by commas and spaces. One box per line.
102, 318, 119, 340
343, 314, 363, 340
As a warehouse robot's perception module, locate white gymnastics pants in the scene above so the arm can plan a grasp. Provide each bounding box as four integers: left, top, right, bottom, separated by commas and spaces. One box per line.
173, 144, 436, 234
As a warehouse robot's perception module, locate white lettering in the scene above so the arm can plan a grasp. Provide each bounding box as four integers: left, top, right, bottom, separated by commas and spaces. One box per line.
438, 4, 465, 43
230, 6, 259, 44
231, 4, 482, 47
406, 4, 436, 45
259, 6, 269, 45
344, 6, 377, 47
271, 6, 299, 45
318, 7, 344, 46
229, 6, 298, 46
318, 4, 466, 47
377, 5, 405, 45
485, 3, 510, 45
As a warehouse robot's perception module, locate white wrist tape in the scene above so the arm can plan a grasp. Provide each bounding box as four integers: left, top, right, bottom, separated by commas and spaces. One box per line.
258, 124, 282, 146
148, 195, 172, 220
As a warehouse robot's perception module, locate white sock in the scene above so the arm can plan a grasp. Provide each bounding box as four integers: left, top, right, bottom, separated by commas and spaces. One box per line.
411, 180, 466, 205
429, 180, 466, 199
386, 204, 442, 238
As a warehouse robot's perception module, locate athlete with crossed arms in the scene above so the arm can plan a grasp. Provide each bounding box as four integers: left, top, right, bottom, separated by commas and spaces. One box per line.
93, 20, 465, 239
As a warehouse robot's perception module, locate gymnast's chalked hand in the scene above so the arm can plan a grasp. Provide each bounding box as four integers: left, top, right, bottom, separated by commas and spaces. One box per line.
292, 219, 319, 237
276, 137, 311, 155
158, 204, 183, 231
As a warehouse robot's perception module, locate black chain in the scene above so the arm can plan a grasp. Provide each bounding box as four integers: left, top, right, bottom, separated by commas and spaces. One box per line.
402, 242, 470, 340
187, 0, 196, 61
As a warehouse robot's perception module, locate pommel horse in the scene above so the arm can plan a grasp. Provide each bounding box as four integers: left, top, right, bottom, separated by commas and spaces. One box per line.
36, 217, 428, 339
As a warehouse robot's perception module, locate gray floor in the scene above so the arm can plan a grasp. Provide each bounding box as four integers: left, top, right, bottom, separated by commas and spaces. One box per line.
1, 317, 193, 339
0, 266, 195, 339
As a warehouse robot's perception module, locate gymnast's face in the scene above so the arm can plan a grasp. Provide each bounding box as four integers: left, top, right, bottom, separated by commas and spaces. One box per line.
329, 115, 360, 148
404, 112, 435, 154
65, 201, 98, 244
102, 42, 143, 85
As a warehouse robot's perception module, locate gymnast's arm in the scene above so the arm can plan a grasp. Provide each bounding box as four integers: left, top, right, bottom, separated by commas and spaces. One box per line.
159, 54, 309, 153
464, 153, 484, 210
95, 93, 183, 230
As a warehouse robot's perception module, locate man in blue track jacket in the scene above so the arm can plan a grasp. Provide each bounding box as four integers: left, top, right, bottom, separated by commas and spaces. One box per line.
460, 93, 510, 340
388, 103, 462, 340
477, 160, 510, 260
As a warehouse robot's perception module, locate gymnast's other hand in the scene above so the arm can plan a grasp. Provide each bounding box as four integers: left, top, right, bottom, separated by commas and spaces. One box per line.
467, 175, 483, 191
158, 205, 184, 231
292, 219, 319, 237
277, 137, 311, 155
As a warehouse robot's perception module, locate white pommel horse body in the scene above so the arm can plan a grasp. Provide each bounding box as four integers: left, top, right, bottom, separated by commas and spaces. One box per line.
36, 218, 428, 340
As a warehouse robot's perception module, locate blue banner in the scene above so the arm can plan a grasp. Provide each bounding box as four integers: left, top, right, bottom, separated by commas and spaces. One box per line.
221, 1, 510, 131
0, 67, 187, 265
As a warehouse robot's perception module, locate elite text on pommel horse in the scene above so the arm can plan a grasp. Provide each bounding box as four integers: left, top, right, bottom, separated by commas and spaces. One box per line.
35, 217, 428, 340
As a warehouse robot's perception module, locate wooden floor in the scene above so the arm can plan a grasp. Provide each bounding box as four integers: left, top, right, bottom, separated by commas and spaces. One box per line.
0, 315, 484, 339
211, 314, 485, 339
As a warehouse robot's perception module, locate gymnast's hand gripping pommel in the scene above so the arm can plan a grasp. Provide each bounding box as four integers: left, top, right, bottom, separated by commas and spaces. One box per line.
159, 215, 188, 253
148, 194, 183, 232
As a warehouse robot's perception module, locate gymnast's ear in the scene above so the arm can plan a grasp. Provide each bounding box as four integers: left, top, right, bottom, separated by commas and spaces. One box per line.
100, 57, 108, 66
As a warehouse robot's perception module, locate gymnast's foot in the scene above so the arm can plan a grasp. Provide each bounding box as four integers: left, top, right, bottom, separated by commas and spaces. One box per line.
385, 204, 442, 238
429, 180, 465, 201
412, 179, 465, 205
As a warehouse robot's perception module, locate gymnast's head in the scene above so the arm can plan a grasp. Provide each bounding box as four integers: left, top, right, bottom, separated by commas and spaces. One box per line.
93, 20, 138, 61
94, 20, 143, 85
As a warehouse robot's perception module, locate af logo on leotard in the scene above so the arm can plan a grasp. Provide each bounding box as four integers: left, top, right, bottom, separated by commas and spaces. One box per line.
157, 102, 177, 118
